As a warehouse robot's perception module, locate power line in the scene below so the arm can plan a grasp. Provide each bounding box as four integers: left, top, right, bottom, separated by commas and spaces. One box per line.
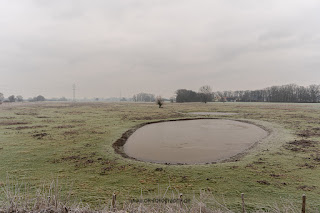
72, 84, 76, 102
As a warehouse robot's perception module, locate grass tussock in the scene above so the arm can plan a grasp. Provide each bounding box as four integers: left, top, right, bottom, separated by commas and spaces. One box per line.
0, 178, 316, 213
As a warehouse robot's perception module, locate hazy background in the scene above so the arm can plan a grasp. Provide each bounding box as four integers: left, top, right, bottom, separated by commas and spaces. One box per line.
1, 0, 320, 99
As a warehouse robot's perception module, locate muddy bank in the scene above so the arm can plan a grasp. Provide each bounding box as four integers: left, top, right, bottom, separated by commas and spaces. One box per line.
113, 118, 269, 164
187, 112, 238, 115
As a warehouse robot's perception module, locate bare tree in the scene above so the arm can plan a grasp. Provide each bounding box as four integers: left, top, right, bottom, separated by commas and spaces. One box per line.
133, 93, 155, 102
309, 84, 320, 103
199, 85, 213, 103
156, 96, 164, 108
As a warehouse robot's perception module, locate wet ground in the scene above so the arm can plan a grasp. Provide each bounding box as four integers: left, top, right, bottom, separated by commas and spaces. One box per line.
187, 112, 238, 115
124, 119, 268, 164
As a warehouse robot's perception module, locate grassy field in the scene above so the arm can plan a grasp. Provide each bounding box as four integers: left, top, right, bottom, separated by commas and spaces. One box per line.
0, 102, 320, 211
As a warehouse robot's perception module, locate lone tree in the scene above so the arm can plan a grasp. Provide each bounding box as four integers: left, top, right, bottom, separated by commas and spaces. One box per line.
16, 95, 23, 102
8, 95, 16, 102
156, 96, 164, 108
199, 85, 213, 103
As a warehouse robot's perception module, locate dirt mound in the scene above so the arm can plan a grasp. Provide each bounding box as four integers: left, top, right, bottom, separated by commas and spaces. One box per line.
284, 139, 317, 152
0, 121, 29, 126
288, 139, 316, 148
32, 132, 48, 139
6, 125, 47, 130
297, 129, 320, 138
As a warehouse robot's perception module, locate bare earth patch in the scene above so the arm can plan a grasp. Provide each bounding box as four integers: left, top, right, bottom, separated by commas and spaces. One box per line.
0, 121, 30, 125
284, 139, 317, 151
6, 125, 48, 130
32, 132, 49, 139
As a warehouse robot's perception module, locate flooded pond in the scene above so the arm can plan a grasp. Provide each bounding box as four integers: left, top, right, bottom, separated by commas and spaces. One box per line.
124, 119, 268, 164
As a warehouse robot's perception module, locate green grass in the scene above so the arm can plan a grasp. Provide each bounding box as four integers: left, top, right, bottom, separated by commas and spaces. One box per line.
0, 102, 320, 211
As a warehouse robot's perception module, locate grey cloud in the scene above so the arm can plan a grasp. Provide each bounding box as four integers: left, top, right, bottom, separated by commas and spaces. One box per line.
1, 0, 320, 98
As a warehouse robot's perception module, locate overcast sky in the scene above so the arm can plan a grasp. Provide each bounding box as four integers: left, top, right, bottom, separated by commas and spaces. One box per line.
1, 0, 320, 99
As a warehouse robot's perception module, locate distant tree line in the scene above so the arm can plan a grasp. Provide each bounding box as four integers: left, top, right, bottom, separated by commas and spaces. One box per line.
175, 84, 320, 103
47, 97, 68, 101
29, 95, 46, 102
0, 94, 25, 103
216, 84, 320, 103
133, 93, 155, 102
176, 85, 213, 103
176, 89, 201, 102
0, 93, 47, 103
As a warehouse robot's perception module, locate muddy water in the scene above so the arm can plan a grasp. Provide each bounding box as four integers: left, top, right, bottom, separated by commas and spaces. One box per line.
124, 119, 268, 164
